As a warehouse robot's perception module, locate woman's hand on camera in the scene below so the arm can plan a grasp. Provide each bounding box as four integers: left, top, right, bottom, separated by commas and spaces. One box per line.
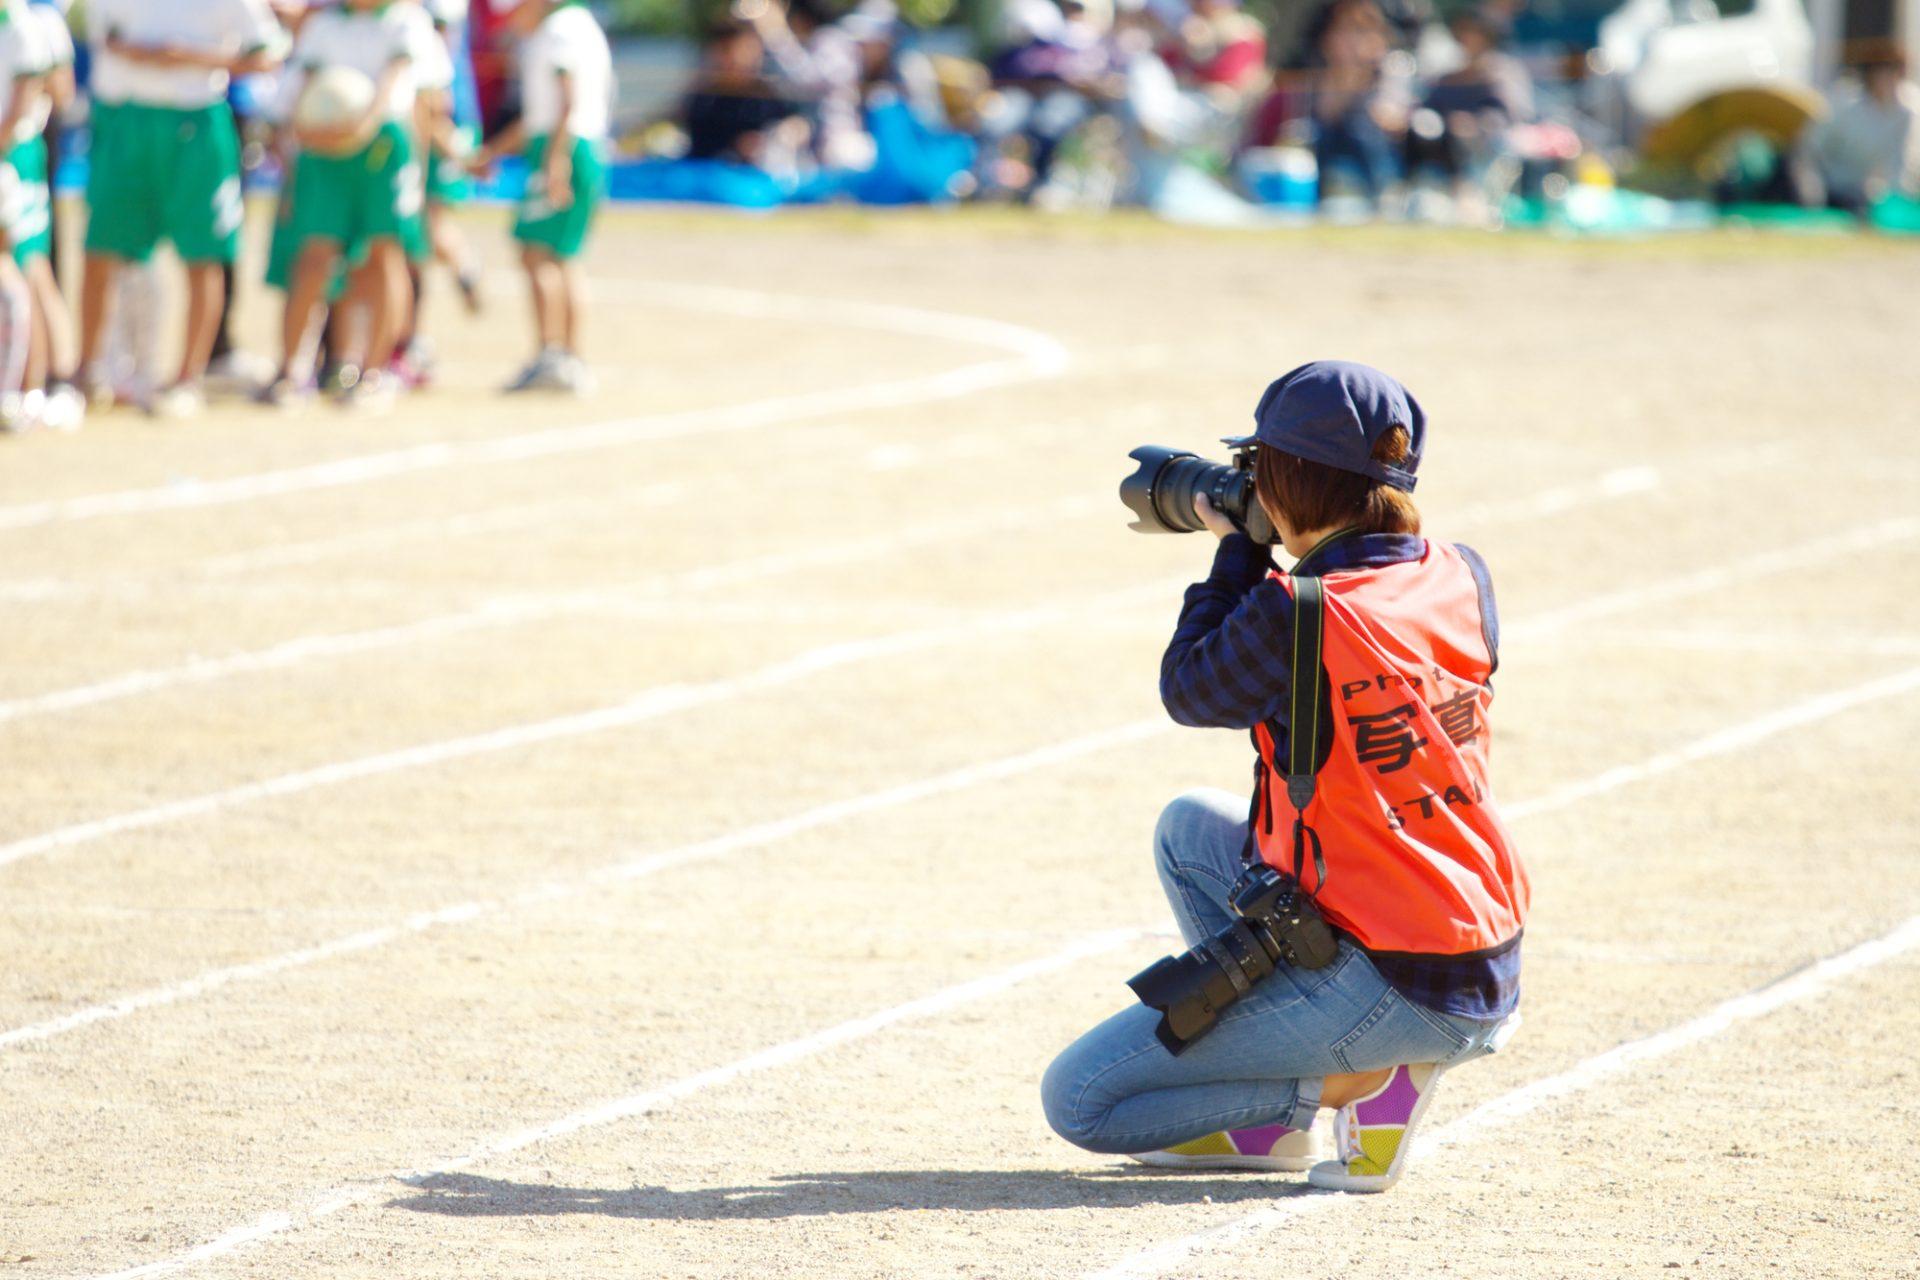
1193, 493, 1239, 541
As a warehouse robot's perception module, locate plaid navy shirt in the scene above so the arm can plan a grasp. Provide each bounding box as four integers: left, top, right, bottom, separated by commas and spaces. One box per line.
1160, 531, 1520, 1022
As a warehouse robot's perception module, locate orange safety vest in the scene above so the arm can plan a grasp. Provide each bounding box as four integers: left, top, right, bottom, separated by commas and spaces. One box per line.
1252, 540, 1529, 959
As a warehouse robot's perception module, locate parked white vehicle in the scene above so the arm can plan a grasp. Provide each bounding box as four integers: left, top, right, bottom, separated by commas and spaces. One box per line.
1597, 0, 1815, 124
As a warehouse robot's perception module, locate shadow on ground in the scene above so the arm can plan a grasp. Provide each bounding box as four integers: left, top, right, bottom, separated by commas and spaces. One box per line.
389, 1168, 1325, 1220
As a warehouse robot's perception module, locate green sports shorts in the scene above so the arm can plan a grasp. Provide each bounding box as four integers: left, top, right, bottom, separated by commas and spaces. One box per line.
7, 136, 52, 265
262, 185, 348, 298
285, 121, 426, 260
513, 134, 606, 261
85, 100, 244, 265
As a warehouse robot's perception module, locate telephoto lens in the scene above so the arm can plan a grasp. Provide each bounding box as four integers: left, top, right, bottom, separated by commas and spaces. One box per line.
1117, 446, 1277, 543
1126, 864, 1339, 1055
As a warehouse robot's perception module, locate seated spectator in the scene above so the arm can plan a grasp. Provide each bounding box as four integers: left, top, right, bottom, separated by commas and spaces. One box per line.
977, 0, 1118, 198
1305, 0, 1410, 207
748, 0, 867, 169
681, 18, 811, 172
1810, 48, 1919, 215
1160, 0, 1268, 109
1290, 0, 1430, 70
1404, 10, 1531, 200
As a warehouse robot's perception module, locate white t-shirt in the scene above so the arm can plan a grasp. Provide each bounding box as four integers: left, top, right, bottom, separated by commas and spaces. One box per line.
24, 5, 69, 134
520, 3, 612, 141
414, 12, 456, 95
0, 2, 51, 145
87, 0, 284, 110
277, 2, 444, 124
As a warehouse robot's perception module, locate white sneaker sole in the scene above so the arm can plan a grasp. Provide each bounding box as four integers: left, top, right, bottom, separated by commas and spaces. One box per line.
1130, 1148, 1320, 1173
1306, 1066, 1446, 1194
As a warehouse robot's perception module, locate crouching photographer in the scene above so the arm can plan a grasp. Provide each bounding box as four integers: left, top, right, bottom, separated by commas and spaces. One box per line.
1041, 361, 1530, 1192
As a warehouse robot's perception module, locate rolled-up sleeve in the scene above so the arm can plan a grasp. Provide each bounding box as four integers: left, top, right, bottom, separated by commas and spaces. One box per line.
1158, 534, 1297, 730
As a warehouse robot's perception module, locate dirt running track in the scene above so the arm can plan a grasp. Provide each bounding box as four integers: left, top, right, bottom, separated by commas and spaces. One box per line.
2, 209, 1918, 1279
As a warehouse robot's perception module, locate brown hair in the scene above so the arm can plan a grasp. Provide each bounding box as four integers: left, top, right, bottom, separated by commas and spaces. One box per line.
1254, 428, 1422, 539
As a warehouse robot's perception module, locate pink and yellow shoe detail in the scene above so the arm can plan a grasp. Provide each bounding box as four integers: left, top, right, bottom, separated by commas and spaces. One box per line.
1308, 1063, 1443, 1193
1130, 1123, 1320, 1172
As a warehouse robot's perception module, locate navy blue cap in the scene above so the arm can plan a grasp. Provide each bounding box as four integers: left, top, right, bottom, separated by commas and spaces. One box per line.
1223, 360, 1425, 492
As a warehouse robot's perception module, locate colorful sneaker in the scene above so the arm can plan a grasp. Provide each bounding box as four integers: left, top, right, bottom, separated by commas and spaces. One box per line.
1308, 1063, 1444, 1193
1130, 1124, 1320, 1173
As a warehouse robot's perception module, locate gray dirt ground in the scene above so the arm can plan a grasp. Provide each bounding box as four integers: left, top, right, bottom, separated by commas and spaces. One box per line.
1, 208, 1917, 1279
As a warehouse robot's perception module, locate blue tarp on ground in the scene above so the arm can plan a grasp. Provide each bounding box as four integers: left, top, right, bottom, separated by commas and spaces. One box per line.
51, 98, 975, 210
476, 98, 975, 209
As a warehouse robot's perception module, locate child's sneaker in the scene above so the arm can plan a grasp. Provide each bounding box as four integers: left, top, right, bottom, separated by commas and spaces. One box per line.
1308, 1063, 1444, 1193
1130, 1124, 1319, 1173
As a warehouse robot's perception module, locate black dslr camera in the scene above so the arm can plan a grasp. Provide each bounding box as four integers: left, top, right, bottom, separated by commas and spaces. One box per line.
1127, 863, 1340, 1056
1117, 445, 1278, 545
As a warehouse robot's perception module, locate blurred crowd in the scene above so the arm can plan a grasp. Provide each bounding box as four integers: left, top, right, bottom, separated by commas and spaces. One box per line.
649, 0, 1918, 223
4, 0, 1913, 439
2, 0, 612, 436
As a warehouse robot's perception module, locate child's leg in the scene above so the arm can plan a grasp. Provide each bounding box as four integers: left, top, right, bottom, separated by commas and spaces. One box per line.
283, 240, 343, 377
23, 272, 47, 393
26, 257, 74, 383
558, 257, 582, 354
360, 238, 410, 372
178, 261, 226, 388
103, 260, 163, 399
0, 257, 31, 401
521, 245, 561, 353
77, 251, 119, 380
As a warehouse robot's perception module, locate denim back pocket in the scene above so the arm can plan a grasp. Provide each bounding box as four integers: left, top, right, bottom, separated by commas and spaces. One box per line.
1331, 986, 1472, 1073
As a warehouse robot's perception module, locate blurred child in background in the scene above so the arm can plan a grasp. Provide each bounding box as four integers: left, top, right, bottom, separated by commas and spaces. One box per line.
16, 0, 79, 428
423, 0, 485, 318
471, 0, 612, 395
266, 0, 440, 410
77, 0, 285, 417
389, 0, 465, 388
0, 0, 48, 432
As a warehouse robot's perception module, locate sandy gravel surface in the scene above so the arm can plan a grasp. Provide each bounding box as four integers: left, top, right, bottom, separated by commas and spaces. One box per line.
1, 209, 1917, 1279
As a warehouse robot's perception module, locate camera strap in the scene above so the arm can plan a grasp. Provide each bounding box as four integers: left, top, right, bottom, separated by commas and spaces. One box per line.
1285, 575, 1329, 892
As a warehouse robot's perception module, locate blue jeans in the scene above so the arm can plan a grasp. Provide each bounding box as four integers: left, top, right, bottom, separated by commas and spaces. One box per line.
1042, 788, 1503, 1154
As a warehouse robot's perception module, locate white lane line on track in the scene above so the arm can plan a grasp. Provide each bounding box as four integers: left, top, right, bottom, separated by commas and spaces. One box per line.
1505, 664, 1920, 821
88, 927, 1154, 1280
188, 429, 1021, 578
0, 576, 1177, 872
1507, 516, 1920, 639
1555, 625, 1920, 658
0, 426, 1061, 603
1086, 910, 1920, 1280
20, 655, 1907, 1052
0, 285, 1070, 533
0, 497, 1882, 867
74, 666, 1920, 1279
0, 494, 1102, 728
0, 461, 1663, 728
0, 722, 1167, 1052
0, 506, 1889, 924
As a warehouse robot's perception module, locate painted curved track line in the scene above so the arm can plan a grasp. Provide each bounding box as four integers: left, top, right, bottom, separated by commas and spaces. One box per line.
0, 283, 1071, 532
